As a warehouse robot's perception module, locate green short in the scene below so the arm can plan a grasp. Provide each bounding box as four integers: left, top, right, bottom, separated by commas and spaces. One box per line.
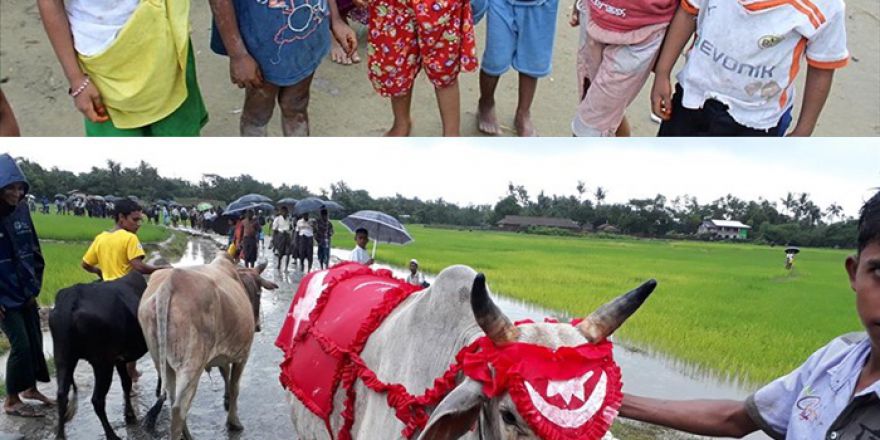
84, 41, 209, 137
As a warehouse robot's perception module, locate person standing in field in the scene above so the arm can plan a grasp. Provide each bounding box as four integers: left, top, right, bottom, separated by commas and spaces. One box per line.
0, 154, 54, 418
569, 0, 676, 137
209, 0, 356, 136
80, 198, 170, 381
650, 0, 848, 136
37, 0, 208, 136
475, 0, 560, 136
620, 190, 880, 438
314, 208, 334, 270
358, 0, 478, 136
405, 258, 425, 286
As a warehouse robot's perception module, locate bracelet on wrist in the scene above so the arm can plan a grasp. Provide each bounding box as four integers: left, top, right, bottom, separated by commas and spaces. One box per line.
68, 75, 90, 98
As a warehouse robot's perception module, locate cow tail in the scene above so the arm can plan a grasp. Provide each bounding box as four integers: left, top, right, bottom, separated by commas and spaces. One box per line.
146, 280, 173, 428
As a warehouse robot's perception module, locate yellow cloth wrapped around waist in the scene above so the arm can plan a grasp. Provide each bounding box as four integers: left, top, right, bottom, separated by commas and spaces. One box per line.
78, 0, 191, 129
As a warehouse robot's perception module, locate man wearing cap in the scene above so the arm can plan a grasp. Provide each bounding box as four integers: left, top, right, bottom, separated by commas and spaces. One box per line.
406, 259, 426, 287
0, 153, 54, 418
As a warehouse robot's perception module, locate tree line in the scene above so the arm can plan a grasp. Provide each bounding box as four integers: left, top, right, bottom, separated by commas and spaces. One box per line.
16, 157, 860, 249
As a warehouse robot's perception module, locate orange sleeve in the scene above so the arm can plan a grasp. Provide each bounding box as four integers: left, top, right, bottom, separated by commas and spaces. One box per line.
680, 0, 699, 15
806, 57, 848, 69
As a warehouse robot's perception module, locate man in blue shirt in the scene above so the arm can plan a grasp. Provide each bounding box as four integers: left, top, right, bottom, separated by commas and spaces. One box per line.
619, 190, 880, 439
0, 153, 53, 417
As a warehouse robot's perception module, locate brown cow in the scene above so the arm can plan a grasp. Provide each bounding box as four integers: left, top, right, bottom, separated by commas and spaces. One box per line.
138, 254, 278, 440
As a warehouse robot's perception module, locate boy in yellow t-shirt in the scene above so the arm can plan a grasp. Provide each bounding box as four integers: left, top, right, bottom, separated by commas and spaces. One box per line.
81, 199, 169, 381
81, 199, 169, 281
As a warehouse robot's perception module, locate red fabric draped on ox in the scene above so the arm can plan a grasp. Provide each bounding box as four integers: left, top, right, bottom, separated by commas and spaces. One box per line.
275, 263, 424, 436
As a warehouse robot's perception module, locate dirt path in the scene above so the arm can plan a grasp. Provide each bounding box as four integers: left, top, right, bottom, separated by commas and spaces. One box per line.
0, 0, 877, 136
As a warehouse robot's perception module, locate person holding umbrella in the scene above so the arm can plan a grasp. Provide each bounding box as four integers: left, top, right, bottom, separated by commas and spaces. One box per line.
350, 228, 374, 265
315, 208, 334, 270
240, 210, 260, 268
272, 206, 293, 271
341, 210, 413, 263
295, 213, 315, 272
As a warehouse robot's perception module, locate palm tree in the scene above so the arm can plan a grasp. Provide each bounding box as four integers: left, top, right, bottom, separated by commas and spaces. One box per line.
780, 192, 795, 218
825, 203, 844, 223
594, 186, 607, 207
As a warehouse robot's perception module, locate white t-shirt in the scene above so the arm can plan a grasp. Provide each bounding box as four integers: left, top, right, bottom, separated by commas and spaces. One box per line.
272, 215, 292, 233
296, 219, 314, 237
677, 0, 848, 129
406, 272, 425, 286
66, 0, 139, 56
350, 246, 371, 264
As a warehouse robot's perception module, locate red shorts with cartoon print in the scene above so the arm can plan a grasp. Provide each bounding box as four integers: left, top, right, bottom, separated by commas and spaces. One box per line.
367, 0, 478, 97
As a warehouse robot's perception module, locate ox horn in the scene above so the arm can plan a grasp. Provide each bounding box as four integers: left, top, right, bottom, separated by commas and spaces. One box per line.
471, 273, 519, 345
577, 279, 657, 343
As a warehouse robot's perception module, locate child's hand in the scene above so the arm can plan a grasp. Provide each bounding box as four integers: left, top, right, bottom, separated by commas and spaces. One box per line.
650, 75, 673, 121
332, 20, 358, 57
73, 81, 110, 123
569, 0, 580, 27
229, 53, 264, 89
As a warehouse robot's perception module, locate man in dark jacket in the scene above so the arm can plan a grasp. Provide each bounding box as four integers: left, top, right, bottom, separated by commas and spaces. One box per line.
0, 153, 53, 417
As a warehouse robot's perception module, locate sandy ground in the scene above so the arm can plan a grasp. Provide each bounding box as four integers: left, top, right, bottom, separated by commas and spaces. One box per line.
0, 0, 877, 136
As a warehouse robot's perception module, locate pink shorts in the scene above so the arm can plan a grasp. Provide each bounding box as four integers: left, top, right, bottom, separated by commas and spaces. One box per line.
572, 11, 667, 137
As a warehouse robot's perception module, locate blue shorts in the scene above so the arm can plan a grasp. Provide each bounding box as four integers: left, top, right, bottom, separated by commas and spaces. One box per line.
481, 0, 559, 78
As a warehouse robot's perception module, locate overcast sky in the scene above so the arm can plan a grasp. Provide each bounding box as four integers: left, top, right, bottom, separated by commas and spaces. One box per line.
6, 138, 879, 217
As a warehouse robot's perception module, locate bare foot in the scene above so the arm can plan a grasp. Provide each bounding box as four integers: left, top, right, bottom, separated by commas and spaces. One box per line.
19, 389, 55, 406
384, 120, 412, 136
330, 39, 352, 65
477, 101, 501, 135
514, 112, 537, 137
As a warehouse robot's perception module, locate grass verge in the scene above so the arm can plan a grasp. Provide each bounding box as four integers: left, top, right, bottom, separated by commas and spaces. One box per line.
333, 222, 860, 385
32, 212, 170, 243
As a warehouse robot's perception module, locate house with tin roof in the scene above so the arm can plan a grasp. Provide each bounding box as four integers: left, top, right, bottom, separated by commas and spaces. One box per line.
697, 219, 752, 240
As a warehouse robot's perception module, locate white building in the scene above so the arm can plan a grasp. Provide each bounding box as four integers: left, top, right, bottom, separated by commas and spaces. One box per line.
698, 219, 752, 240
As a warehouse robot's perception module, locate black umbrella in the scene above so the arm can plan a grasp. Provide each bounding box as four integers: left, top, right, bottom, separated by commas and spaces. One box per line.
784, 246, 800, 255
276, 198, 299, 208
54, 194, 65, 200
154, 199, 169, 206
341, 210, 413, 258
293, 197, 344, 216
233, 194, 273, 205
210, 216, 237, 236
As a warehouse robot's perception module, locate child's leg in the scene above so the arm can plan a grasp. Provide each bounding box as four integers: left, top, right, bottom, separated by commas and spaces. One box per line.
515, 73, 538, 136
277, 74, 314, 137
574, 28, 663, 136
477, 71, 502, 135
478, 0, 517, 135
241, 84, 280, 136
435, 80, 461, 137
387, 91, 414, 137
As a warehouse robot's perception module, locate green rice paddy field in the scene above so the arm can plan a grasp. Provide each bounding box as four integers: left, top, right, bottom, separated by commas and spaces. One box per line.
336, 224, 861, 386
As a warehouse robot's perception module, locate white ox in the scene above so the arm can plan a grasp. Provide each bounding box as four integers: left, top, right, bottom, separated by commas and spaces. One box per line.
287, 265, 655, 439
139, 255, 278, 440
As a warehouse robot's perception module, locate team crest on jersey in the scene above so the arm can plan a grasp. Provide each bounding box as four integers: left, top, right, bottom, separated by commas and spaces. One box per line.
758, 35, 784, 49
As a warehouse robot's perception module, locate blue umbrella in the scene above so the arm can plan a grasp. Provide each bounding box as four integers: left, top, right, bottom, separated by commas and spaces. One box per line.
276, 198, 299, 208
224, 201, 274, 216
292, 197, 344, 216
341, 210, 413, 258
233, 194, 273, 205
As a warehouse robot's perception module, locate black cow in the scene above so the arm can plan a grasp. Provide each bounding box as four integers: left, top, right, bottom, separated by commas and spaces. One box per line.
49, 271, 149, 440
